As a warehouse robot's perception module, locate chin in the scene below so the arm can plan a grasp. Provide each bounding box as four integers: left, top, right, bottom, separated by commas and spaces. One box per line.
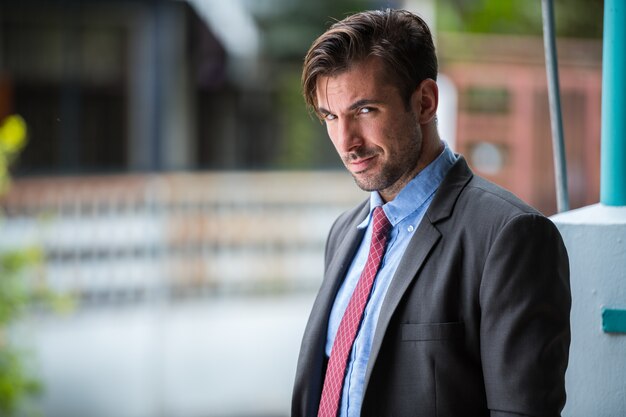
352, 176, 381, 193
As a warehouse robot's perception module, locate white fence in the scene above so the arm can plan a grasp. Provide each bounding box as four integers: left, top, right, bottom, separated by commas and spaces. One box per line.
1, 171, 366, 304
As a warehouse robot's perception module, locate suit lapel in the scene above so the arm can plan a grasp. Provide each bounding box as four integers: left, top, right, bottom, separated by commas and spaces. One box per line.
363, 219, 441, 386
363, 156, 474, 388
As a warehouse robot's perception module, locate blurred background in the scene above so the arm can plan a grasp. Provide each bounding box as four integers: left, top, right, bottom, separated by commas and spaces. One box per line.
0, 0, 603, 416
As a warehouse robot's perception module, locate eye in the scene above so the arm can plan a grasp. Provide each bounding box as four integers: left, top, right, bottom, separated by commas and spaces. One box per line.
323, 113, 337, 121
358, 107, 374, 115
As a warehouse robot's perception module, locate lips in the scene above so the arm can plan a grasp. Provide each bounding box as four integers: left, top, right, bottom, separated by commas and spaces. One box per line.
349, 155, 377, 173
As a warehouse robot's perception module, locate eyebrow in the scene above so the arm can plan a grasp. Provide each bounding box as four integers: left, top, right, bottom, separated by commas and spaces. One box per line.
317, 98, 383, 116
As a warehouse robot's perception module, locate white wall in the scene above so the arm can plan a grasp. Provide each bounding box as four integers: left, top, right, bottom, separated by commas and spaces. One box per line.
552, 204, 626, 416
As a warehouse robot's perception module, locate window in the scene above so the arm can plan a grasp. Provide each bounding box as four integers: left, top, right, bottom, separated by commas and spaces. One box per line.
463, 87, 510, 114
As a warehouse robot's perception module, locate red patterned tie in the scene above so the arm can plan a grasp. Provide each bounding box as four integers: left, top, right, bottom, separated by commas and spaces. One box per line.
317, 206, 392, 417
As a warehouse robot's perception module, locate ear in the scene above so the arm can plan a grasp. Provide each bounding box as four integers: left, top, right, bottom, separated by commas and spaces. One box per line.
410, 78, 439, 125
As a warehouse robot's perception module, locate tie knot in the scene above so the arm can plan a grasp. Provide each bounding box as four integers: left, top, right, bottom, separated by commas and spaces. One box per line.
371, 206, 391, 238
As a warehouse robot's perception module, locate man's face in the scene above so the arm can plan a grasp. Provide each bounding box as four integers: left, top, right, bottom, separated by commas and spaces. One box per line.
315, 58, 423, 201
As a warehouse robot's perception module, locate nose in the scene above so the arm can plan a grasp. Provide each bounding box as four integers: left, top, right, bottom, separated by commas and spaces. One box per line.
332, 117, 362, 153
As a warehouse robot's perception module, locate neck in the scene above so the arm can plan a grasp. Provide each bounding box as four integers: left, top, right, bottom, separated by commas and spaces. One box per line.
416, 133, 445, 173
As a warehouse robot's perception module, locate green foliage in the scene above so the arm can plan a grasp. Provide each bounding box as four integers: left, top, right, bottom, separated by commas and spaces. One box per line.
0, 343, 43, 417
257, 0, 381, 60
438, 0, 604, 38
0, 114, 72, 416
0, 115, 27, 195
0, 245, 75, 417
0, 249, 42, 326
275, 71, 322, 169
274, 70, 343, 170
0, 113, 37, 416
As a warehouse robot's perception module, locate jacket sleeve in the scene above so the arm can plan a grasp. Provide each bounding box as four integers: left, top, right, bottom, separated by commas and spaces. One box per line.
479, 213, 571, 417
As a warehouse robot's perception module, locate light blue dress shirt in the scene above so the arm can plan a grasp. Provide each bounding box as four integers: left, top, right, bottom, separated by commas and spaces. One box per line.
325, 145, 457, 417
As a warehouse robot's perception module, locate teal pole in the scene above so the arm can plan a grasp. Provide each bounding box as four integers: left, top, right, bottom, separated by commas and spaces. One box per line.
601, 0, 626, 206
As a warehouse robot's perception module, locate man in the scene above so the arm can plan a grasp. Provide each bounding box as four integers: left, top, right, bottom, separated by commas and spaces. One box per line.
292, 9, 571, 417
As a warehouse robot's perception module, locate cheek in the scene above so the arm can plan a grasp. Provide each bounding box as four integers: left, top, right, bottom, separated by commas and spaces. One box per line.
376, 126, 397, 152
381, 115, 417, 150
358, 120, 380, 148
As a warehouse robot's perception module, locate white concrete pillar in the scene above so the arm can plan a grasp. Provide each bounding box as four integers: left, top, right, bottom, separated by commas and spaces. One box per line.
551, 204, 626, 416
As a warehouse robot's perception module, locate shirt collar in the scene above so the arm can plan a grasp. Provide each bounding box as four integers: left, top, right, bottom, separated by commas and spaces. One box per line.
358, 144, 457, 229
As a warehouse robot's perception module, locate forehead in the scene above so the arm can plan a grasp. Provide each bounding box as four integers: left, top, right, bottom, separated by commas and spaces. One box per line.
315, 58, 398, 110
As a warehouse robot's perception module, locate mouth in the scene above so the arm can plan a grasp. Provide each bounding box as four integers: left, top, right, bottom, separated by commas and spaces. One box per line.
348, 154, 377, 173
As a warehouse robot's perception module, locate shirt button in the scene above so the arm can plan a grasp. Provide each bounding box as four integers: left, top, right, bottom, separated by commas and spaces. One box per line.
407, 225, 415, 232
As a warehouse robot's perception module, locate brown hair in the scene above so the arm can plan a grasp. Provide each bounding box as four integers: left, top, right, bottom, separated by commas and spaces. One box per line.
302, 9, 437, 113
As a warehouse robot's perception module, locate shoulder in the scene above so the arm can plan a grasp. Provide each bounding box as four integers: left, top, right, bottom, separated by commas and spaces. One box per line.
456, 175, 559, 238
462, 175, 541, 218
433, 156, 545, 224
432, 158, 563, 247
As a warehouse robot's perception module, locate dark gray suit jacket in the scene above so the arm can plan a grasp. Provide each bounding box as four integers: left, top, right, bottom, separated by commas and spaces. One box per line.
292, 157, 571, 417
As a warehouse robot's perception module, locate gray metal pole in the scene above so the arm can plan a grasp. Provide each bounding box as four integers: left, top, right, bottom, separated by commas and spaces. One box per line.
541, 0, 570, 212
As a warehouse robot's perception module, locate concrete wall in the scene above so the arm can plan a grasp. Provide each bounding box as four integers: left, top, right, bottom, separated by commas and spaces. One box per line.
552, 204, 626, 416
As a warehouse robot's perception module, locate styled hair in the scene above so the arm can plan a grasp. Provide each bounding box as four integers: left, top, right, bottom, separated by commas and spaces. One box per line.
302, 9, 438, 113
